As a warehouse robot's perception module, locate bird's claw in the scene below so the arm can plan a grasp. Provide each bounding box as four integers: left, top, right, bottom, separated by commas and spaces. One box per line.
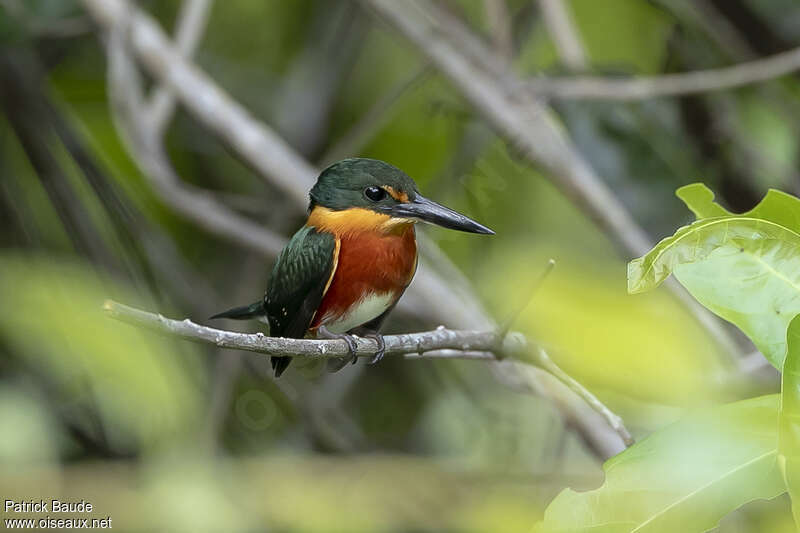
318, 325, 359, 365
365, 333, 386, 364
343, 334, 359, 365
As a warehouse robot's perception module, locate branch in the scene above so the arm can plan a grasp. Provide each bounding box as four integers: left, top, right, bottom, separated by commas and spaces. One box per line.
538, 0, 587, 71
104, 10, 286, 256
81, 0, 315, 206
103, 300, 513, 359
103, 299, 634, 447
146, 0, 213, 136
524, 46, 800, 100
483, 0, 513, 60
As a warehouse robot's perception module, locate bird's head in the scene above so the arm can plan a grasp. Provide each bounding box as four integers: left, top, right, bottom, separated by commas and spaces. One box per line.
308, 158, 494, 235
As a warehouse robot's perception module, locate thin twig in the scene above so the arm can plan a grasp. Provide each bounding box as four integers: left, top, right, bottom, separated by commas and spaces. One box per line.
523, 46, 800, 100
484, 0, 513, 60
103, 299, 635, 448
537, 0, 587, 71
498, 258, 556, 339
146, 0, 213, 136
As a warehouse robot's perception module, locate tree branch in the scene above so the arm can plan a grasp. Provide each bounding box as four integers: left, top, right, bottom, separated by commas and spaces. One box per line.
524, 45, 800, 100
103, 300, 514, 359
81, 0, 315, 206
537, 0, 588, 71
103, 299, 634, 447
484, 0, 513, 60
104, 11, 286, 256
146, 0, 213, 137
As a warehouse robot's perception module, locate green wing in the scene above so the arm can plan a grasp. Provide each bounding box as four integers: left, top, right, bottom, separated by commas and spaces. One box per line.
265, 226, 336, 377
265, 225, 336, 339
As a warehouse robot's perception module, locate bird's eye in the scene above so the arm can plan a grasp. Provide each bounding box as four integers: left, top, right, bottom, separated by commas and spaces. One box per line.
364, 186, 387, 202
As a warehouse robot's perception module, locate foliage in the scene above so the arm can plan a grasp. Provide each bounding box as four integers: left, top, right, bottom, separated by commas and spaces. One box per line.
781, 315, 800, 527
628, 184, 800, 369
539, 185, 800, 532
0, 254, 205, 451
537, 395, 784, 533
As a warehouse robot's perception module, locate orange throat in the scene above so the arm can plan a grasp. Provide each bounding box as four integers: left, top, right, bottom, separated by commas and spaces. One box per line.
306, 206, 414, 236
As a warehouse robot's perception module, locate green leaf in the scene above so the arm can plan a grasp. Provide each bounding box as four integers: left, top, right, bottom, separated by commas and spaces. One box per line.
536, 395, 785, 533
780, 315, 800, 528
675, 184, 731, 219
628, 185, 800, 368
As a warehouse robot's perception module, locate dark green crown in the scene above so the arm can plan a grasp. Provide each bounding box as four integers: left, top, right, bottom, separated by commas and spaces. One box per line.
309, 158, 419, 211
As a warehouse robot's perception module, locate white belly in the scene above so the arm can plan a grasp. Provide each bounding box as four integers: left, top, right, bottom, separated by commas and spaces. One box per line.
322, 292, 395, 334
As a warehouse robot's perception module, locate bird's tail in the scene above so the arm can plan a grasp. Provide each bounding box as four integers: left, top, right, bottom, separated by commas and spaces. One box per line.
209, 301, 265, 320
271, 356, 291, 378
210, 302, 291, 377
211, 302, 290, 377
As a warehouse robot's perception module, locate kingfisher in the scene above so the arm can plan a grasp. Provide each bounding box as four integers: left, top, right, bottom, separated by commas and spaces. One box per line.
211, 158, 493, 377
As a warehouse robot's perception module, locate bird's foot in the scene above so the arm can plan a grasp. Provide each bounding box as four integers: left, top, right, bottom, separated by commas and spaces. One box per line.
318, 325, 360, 365
364, 333, 386, 364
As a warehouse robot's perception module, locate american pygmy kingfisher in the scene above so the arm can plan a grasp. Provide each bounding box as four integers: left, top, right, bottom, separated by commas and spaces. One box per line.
211, 158, 493, 377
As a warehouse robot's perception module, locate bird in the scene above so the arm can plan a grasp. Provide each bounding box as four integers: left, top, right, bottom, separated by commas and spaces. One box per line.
211, 158, 494, 377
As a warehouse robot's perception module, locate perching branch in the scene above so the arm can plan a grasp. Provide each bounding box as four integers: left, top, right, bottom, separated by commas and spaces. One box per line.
103, 300, 634, 447
103, 300, 517, 359
483, 0, 513, 60
523, 45, 800, 101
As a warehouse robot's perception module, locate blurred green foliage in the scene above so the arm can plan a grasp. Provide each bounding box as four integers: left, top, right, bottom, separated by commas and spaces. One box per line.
780, 316, 800, 528
538, 395, 785, 532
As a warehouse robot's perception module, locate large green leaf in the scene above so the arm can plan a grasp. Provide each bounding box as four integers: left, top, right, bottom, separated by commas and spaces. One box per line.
780, 315, 800, 528
628, 184, 800, 368
536, 395, 785, 533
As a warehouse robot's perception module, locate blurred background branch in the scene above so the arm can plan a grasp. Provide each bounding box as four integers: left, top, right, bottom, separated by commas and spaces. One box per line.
525, 45, 800, 100
537, 0, 587, 71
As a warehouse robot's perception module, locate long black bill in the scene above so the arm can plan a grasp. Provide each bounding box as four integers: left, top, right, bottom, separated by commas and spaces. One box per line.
388, 195, 494, 234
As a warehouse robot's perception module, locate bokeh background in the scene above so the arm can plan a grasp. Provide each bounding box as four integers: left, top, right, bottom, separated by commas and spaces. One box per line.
1, 0, 799, 531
